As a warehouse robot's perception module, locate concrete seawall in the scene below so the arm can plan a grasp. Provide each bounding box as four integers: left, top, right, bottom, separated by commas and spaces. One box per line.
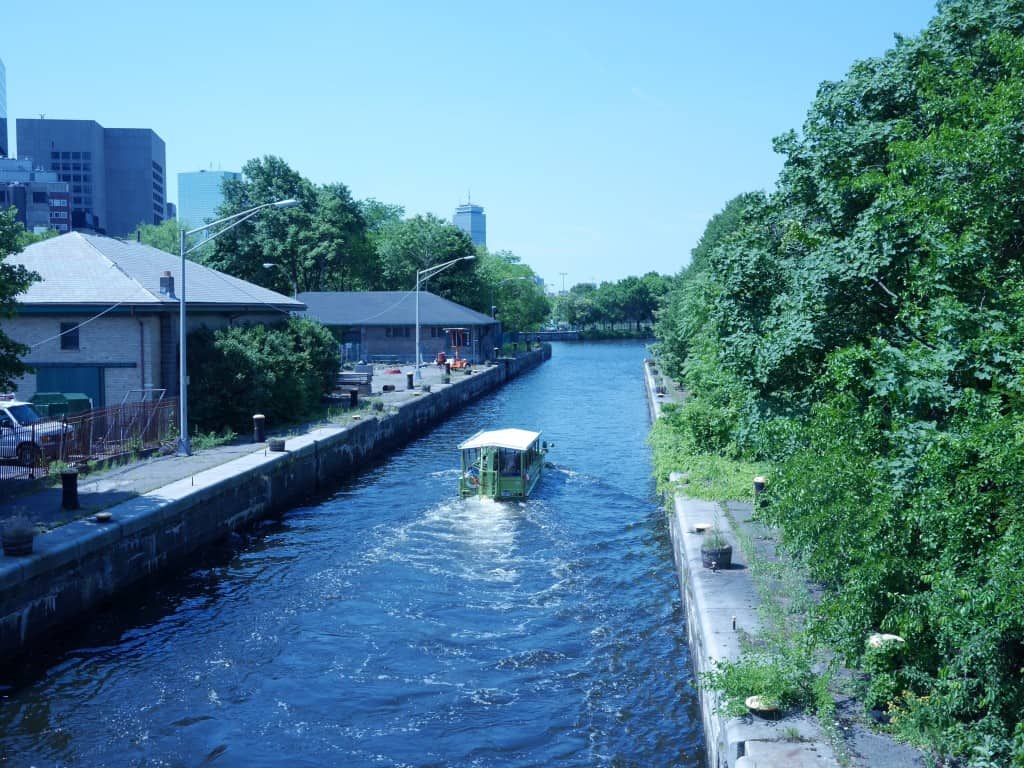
0, 347, 550, 660
644, 360, 839, 768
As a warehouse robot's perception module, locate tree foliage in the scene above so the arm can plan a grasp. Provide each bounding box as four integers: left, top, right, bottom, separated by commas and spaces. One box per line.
553, 273, 671, 334
186, 316, 340, 433
0, 209, 39, 391
654, 1, 1024, 759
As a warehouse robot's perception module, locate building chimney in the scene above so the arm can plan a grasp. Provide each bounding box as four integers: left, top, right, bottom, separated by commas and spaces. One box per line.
159, 270, 175, 297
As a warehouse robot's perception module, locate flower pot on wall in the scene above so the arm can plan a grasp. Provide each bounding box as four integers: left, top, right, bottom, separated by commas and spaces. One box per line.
2, 517, 36, 556
701, 542, 732, 570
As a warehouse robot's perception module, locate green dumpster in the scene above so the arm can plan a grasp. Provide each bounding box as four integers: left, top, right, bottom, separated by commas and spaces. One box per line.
63, 393, 93, 415
30, 392, 68, 418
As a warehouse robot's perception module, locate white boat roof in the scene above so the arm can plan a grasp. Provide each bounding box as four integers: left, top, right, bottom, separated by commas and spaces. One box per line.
458, 428, 541, 451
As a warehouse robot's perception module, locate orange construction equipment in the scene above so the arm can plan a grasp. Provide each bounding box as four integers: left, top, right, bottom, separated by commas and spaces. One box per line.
445, 328, 472, 369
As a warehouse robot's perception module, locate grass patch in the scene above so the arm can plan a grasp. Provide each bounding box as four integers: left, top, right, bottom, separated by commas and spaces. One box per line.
190, 427, 238, 450
649, 416, 767, 501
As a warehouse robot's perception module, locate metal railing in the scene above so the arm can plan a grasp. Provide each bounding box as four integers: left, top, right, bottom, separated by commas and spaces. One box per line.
0, 398, 178, 484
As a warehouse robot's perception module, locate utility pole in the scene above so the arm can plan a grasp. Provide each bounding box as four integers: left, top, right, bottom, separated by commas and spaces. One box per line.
559, 272, 567, 293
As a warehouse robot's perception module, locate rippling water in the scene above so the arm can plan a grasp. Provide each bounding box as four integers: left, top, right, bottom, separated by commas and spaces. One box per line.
0, 341, 704, 767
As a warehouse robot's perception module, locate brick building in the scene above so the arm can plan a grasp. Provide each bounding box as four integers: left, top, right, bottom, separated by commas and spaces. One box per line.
1, 232, 302, 407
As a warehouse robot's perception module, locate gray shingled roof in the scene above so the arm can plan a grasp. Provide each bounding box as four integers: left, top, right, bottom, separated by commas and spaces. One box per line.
7, 232, 303, 310
298, 291, 496, 326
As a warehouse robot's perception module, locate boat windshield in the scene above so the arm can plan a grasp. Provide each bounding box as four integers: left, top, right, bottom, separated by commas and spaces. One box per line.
498, 448, 520, 476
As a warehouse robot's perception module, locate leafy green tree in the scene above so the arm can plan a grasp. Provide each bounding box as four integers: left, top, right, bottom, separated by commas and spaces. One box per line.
0, 209, 40, 390
368, 213, 482, 300
187, 316, 340, 433
134, 217, 181, 255
653, 1, 1024, 758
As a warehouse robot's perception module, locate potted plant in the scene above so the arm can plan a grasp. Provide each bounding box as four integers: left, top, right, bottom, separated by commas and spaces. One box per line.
2, 515, 37, 556
700, 526, 732, 570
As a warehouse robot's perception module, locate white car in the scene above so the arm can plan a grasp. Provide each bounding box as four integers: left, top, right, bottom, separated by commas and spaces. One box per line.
0, 400, 74, 466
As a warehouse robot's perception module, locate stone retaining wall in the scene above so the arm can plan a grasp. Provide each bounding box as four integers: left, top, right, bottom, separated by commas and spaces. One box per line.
0, 347, 550, 660
644, 359, 837, 768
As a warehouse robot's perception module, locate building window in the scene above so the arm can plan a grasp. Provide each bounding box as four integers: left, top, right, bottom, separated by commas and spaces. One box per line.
73, 197, 82, 205
61, 151, 70, 159
60, 322, 79, 351
50, 151, 59, 160
0, 191, 5, 203
82, 152, 91, 160
385, 327, 410, 338
32, 192, 47, 204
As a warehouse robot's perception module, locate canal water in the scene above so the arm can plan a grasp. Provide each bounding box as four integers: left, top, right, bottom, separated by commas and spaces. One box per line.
0, 341, 704, 767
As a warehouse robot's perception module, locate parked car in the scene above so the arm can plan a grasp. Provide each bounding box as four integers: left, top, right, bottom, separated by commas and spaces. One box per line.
0, 400, 74, 466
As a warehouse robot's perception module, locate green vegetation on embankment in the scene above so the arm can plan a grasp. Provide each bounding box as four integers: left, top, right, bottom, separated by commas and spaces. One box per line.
652, 1, 1024, 763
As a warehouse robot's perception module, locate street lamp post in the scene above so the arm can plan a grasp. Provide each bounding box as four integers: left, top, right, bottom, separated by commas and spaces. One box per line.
177, 198, 299, 456
414, 255, 475, 382
262, 261, 298, 297
490, 276, 531, 319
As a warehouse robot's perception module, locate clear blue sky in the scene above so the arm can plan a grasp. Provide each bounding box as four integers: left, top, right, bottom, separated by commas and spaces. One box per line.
4, 1, 939, 289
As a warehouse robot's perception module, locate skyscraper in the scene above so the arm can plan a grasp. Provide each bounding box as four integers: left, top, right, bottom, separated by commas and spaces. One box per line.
0, 58, 8, 158
16, 118, 166, 236
453, 202, 486, 247
177, 169, 241, 228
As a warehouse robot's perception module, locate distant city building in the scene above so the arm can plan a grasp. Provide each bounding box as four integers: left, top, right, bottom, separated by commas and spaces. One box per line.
16, 118, 166, 236
0, 157, 71, 233
177, 169, 240, 228
453, 202, 486, 247
166, 201, 176, 220
0, 57, 7, 158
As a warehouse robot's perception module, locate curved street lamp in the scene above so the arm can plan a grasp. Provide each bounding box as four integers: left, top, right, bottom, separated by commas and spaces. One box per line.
262, 261, 298, 298
177, 198, 299, 456
415, 255, 475, 382
491, 276, 532, 319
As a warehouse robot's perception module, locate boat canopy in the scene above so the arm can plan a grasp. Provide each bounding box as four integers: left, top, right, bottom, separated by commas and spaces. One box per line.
458, 428, 541, 452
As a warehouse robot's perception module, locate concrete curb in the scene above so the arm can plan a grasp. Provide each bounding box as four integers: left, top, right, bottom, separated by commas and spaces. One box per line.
644, 359, 839, 768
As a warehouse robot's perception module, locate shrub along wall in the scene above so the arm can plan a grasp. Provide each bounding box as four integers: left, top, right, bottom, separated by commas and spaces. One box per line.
187, 316, 340, 434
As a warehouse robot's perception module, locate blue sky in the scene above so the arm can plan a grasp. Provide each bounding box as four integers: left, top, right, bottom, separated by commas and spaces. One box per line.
4, 1, 939, 288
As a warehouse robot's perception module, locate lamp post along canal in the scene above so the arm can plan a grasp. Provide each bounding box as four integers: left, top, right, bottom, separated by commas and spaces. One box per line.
415, 255, 475, 382
491, 276, 531, 319
262, 261, 298, 298
177, 198, 299, 456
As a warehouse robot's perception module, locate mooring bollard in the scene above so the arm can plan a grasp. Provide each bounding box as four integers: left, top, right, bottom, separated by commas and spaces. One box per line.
253, 413, 266, 443
349, 389, 358, 408
61, 468, 80, 510
406, 372, 414, 389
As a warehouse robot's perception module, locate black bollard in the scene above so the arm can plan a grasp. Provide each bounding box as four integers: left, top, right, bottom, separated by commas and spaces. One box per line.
61, 468, 80, 510
253, 413, 266, 443
406, 372, 414, 389
445, 362, 451, 375
349, 389, 358, 408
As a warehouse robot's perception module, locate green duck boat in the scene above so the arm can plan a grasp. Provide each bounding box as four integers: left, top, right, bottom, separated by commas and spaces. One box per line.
458, 428, 548, 500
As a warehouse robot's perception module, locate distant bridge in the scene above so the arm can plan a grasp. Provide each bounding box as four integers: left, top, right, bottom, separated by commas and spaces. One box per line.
516, 330, 582, 342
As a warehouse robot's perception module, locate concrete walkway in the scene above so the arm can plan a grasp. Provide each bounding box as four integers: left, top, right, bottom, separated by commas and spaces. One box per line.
0, 361, 458, 528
